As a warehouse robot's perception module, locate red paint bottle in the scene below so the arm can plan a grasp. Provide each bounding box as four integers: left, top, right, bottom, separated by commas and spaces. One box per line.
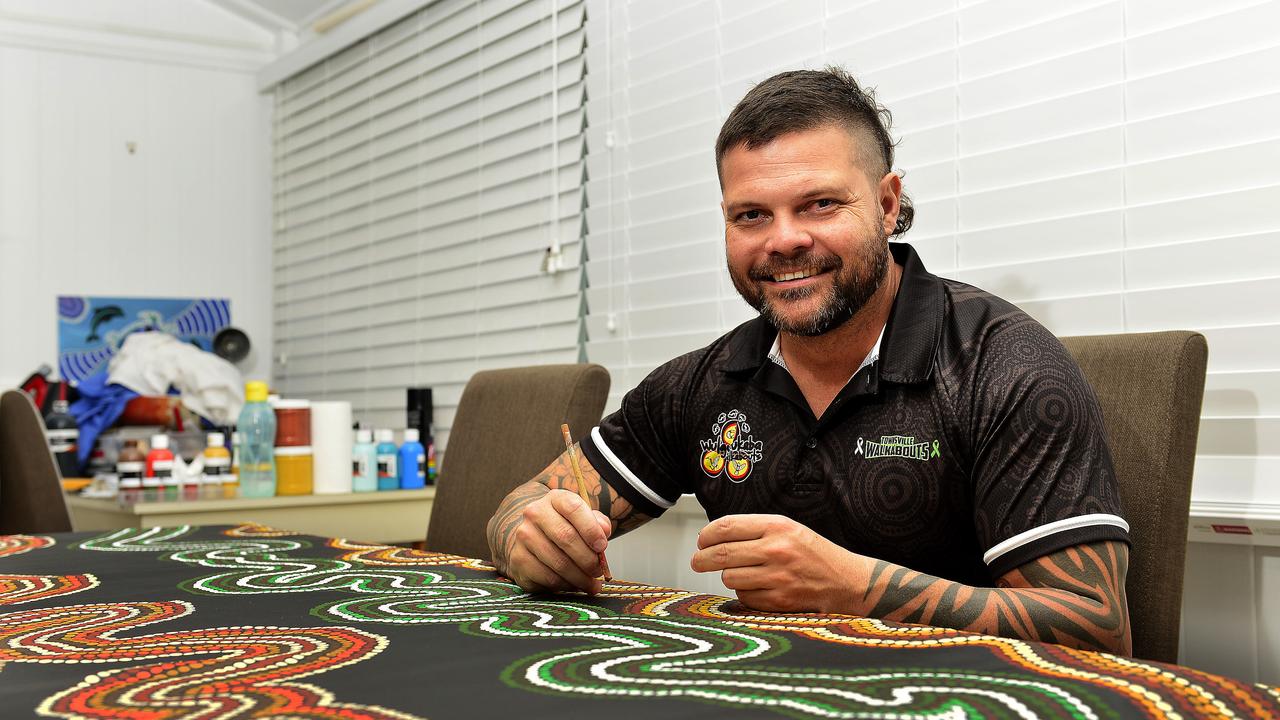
145, 434, 175, 492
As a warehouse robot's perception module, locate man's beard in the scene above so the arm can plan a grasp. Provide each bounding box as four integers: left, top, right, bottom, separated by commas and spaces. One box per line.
730, 229, 890, 337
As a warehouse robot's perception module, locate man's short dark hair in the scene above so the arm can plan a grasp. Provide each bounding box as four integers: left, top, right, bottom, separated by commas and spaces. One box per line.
715, 66, 914, 237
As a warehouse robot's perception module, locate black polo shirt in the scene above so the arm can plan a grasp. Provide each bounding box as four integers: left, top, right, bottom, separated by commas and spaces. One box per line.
580, 242, 1129, 586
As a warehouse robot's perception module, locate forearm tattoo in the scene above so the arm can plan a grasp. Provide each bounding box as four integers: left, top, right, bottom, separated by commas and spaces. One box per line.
860, 541, 1131, 655
486, 446, 653, 572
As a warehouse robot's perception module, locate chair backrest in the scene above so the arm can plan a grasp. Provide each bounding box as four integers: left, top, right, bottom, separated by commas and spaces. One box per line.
425, 364, 610, 560
0, 389, 73, 534
1058, 331, 1207, 663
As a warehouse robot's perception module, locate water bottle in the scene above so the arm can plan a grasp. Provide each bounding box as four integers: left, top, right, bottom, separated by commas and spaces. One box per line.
237, 381, 277, 498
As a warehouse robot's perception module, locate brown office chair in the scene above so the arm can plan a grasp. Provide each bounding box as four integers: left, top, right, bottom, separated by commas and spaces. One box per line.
1059, 331, 1207, 664
425, 363, 610, 560
0, 389, 73, 534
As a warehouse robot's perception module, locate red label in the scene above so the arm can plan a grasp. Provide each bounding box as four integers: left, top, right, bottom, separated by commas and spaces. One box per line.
1211, 524, 1253, 535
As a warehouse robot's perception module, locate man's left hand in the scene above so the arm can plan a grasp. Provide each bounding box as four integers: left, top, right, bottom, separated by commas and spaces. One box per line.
691, 514, 865, 614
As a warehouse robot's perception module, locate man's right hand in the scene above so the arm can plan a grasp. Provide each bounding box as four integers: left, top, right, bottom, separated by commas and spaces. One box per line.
487, 446, 651, 595
500, 487, 611, 594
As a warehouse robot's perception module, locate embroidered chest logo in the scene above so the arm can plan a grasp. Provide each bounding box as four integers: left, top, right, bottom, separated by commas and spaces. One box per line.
699, 410, 764, 483
855, 434, 941, 462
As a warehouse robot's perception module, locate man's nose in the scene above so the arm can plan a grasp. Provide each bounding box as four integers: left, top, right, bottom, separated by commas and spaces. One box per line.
764, 214, 813, 256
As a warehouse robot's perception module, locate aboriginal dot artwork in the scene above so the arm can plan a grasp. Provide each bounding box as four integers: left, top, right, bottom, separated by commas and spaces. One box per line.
1, 525, 1276, 719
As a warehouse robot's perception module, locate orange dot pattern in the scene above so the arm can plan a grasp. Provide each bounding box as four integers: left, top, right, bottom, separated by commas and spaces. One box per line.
328, 537, 492, 571
0, 574, 97, 606
0, 534, 54, 558
0, 598, 419, 720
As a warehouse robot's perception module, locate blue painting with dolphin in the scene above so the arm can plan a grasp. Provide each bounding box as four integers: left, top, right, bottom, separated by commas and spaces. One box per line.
57, 295, 230, 383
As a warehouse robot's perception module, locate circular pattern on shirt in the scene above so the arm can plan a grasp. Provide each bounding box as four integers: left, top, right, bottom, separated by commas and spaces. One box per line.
1022, 371, 1080, 437
853, 458, 941, 540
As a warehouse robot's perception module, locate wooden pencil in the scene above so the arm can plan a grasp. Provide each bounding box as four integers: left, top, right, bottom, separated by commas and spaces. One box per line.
560, 423, 613, 582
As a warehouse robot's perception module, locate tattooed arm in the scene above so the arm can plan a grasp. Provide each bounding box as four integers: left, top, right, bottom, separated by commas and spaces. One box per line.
486, 445, 653, 594
859, 540, 1131, 654
691, 514, 1131, 655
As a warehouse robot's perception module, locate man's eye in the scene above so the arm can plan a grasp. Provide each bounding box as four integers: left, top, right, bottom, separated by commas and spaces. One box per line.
813, 199, 835, 209
738, 210, 763, 222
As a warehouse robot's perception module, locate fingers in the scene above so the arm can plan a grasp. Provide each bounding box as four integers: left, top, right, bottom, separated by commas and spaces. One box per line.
696, 514, 779, 549
508, 544, 601, 595
690, 539, 767, 573
505, 489, 606, 594
720, 565, 771, 591
515, 518, 601, 591
547, 490, 610, 553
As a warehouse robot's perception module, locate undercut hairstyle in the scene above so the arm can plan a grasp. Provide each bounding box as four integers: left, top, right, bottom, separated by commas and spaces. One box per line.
715, 66, 915, 237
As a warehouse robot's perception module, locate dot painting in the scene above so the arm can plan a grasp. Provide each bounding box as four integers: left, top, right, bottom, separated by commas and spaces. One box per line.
0, 524, 1273, 719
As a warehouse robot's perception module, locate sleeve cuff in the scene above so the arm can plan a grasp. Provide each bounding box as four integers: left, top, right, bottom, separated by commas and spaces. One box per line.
579, 426, 677, 518
984, 513, 1131, 578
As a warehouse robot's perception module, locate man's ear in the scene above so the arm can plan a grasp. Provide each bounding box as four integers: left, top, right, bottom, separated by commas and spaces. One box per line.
879, 172, 902, 236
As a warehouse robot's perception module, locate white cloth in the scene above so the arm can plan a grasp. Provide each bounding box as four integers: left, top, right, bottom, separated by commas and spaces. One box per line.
108, 332, 245, 425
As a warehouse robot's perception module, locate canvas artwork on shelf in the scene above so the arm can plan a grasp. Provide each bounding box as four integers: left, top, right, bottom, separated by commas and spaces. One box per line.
57, 295, 231, 383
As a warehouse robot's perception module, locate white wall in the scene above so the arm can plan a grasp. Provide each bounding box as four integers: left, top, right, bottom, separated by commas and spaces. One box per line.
582, 0, 1280, 684
0, 0, 277, 389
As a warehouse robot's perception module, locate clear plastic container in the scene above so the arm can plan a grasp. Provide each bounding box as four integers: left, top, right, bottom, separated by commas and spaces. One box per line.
238, 381, 277, 498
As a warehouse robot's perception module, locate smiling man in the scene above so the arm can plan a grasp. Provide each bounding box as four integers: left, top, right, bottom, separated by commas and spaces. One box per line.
487, 67, 1132, 655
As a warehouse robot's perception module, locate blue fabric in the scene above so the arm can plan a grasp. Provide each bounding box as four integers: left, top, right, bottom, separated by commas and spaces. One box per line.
69, 371, 139, 465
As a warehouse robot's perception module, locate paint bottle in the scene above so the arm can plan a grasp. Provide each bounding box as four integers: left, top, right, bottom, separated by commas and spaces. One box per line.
118, 440, 144, 505
425, 435, 437, 485
230, 431, 241, 477
116, 440, 146, 487
351, 429, 377, 492
222, 470, 240, 500
273, 399, 311, 447
375, 429, 398, 491
181, 455, 201, 501
146, 434, 175, 502
275, 446, 313, 495
202, 432, 231, 500
398, 428, 426, 490
44, 384, 80, 478
406, 387, 436, 485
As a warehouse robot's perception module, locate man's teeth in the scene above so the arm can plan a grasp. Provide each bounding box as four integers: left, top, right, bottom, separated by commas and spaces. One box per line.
773, 271, 813, 282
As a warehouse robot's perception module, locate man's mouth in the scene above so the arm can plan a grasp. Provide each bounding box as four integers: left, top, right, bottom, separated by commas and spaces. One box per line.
772, 270, 817, 282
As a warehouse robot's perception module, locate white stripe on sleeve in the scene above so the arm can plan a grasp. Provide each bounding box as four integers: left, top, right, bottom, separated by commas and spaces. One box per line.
983, 513, 1130, 567
589, 426, 676, 510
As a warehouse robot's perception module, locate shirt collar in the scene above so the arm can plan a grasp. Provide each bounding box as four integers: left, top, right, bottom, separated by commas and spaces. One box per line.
766, 326, 883, 381
721, 242, 944, 385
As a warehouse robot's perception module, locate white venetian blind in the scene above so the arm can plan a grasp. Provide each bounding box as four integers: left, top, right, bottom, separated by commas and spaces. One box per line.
272, 0, 587, 453
583, 0, 1280, 509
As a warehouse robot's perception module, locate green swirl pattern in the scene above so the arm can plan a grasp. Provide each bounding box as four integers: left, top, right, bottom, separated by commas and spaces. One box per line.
79, 526, 1122, 719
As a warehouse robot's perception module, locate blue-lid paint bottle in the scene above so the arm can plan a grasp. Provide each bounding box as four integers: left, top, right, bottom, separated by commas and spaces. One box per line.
398, 428, 426, 489
375, 429, 399, 491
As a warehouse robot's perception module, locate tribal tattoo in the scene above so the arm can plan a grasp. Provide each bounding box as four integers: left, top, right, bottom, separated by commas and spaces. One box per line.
486, 446, 653, 577
857, 540, 1131, 655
